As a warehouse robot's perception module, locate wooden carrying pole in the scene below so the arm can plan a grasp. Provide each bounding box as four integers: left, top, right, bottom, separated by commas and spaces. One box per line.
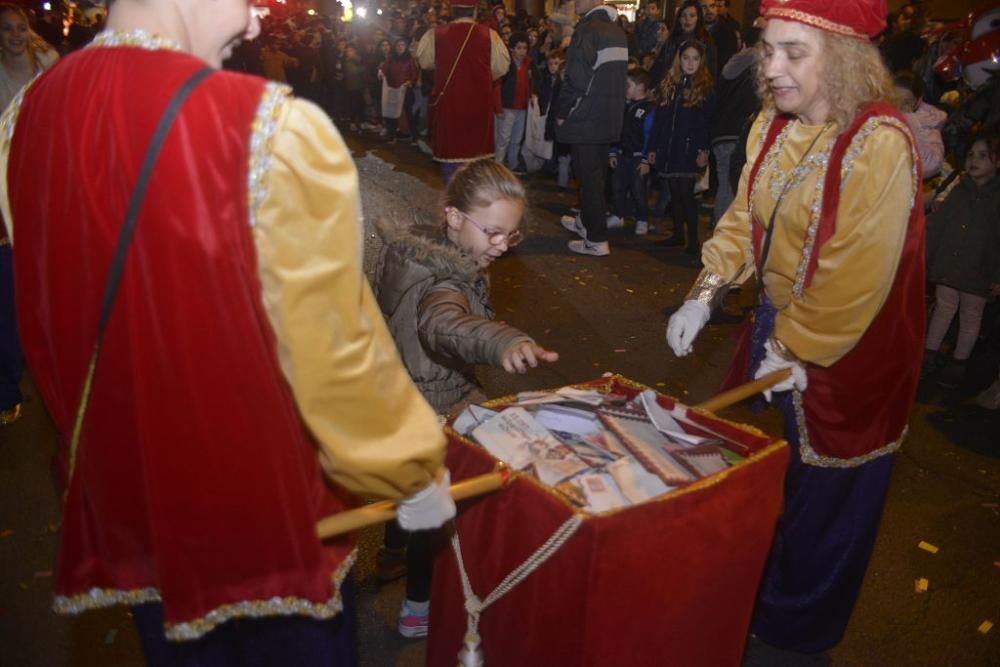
316, 368, 794, 540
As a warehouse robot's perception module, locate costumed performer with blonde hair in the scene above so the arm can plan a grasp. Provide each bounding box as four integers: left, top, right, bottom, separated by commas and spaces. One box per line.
666, 0, 925, 656
0, 1, 454, 664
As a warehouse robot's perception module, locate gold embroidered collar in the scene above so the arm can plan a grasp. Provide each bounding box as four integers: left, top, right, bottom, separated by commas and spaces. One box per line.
89, 29, 183, 53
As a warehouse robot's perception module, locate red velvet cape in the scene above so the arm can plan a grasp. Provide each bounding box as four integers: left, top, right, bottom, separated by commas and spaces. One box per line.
724, 103, 926, 461
429, 21, 496, 162
8, 47, 354, 637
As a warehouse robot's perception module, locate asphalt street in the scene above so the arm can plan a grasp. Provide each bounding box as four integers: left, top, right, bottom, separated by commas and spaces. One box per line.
1, 133, 997, 666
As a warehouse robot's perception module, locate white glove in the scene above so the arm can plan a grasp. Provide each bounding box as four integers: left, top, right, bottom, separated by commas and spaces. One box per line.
666, 301, 711, 357
754, 339, 808, 401
396, 469, 457, 531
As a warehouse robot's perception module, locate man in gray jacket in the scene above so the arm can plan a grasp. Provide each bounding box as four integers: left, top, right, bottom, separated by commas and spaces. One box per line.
556, 0, 628, 256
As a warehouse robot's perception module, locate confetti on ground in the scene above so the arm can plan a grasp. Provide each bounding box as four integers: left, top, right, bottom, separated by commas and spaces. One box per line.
105, 629, 118, 645
625, 288, 634, 294
656, 382, 666, 387
543, 329, 551, 335
918, 541, 939, 554
978, 621, 993, 635
0, 529, 13, 538
614, 349, 626, 353
914, 578, 929, 593
33, 570, 52, 578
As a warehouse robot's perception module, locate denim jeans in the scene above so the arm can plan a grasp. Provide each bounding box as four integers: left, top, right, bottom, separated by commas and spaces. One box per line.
611, 154, 649, 222
495, 108, 527, 169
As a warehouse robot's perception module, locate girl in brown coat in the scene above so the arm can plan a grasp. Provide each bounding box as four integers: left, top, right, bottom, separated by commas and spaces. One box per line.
373, 159, 558, 637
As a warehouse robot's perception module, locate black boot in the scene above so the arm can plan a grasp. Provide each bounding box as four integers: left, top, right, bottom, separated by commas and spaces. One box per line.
937, 358, 967, 389
921, 349, 944, 378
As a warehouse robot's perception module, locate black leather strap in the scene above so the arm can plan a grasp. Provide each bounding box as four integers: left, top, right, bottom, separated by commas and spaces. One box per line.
67, 66, 214, 482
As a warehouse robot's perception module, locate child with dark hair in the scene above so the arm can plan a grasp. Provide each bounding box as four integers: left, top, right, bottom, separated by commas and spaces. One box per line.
495, 31, 533, 172
609, 68, 656, 235
540, 48, 573, 188
924, 136, 1000, 388
894, 69, 947, 179
379, 37, 419, 143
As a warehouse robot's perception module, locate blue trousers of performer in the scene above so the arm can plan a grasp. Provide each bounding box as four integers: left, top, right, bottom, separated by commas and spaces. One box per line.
0, 246, 23, 411
747, 298, 896, 654
132, 577, 358, 667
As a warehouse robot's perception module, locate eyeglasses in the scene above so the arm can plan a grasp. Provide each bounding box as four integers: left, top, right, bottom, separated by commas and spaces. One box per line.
453, 208, 523, 247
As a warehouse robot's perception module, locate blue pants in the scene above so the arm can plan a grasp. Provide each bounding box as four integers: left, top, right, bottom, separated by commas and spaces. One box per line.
0, 246, 22, 411
495, 108, 527, 170
132, 577, 358, 667
611, 155, 649, 222
748, 298, 896, 653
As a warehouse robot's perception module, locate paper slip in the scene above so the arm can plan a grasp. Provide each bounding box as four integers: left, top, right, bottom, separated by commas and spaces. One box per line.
554, 387, 607, 406
535, 404, 600, 435
472, 408, 588, 485
509, 391, 569, 407
606, 457, 671, 504
600, 414, 695, 485
676, 449, 730, 477
551, 430, 618, 467
471, 408, 536, 469
577, 472, 631, 514
640, 390, 712, 446
453, 404, 499, 436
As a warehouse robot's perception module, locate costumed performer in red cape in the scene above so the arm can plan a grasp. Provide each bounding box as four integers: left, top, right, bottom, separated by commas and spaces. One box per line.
0, 1, 455, 664
416, 0, 510, 183
666, 0, 925, 656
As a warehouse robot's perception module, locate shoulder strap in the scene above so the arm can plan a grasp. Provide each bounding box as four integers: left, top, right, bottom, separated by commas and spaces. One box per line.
66, 66, 214, 485
428, 23, 478, 108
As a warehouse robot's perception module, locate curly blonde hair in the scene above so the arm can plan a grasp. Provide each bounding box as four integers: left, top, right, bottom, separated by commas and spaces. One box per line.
755, 29, 896, 131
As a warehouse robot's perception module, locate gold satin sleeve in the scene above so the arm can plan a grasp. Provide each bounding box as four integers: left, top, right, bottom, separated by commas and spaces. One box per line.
0, 87, 23, 242
490, 28, 511, 80
254, 97, 445, 501
699, 113, 769, 289
416, 29, 435, 70
774, 127, 915, 367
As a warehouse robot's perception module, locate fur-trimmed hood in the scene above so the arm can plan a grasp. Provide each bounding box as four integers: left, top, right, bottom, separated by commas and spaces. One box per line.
375, 219, 481, 283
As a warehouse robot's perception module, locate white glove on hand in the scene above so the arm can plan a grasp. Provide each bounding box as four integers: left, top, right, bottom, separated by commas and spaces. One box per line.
754, 339, 808, 401
396, 469, 457, 531
666, 301, 711, 357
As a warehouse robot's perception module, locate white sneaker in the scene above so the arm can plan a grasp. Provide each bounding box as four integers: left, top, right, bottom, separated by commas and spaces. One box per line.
416, 138, 432, 155
635, 220, 649, 235
606, 214, 624, 229
560, 215, 587, 239
360, 122, 375, 131
568, 239, 610, 256
378, 127, 388, 138
974, 378, 1000, 410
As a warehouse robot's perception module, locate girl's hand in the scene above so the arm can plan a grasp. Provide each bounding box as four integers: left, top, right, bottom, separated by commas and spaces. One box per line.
696, 150, 708, 168
609, 155, 618, 169
647, 151, 656, 165
501, 342, 559, 374
638, 162, 650, 177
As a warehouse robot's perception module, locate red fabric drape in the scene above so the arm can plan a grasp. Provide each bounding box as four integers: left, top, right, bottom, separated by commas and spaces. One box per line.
428, 377, 788, 666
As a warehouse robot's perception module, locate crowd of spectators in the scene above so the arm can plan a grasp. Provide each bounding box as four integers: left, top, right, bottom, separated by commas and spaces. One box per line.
11, 0, 1000, 419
